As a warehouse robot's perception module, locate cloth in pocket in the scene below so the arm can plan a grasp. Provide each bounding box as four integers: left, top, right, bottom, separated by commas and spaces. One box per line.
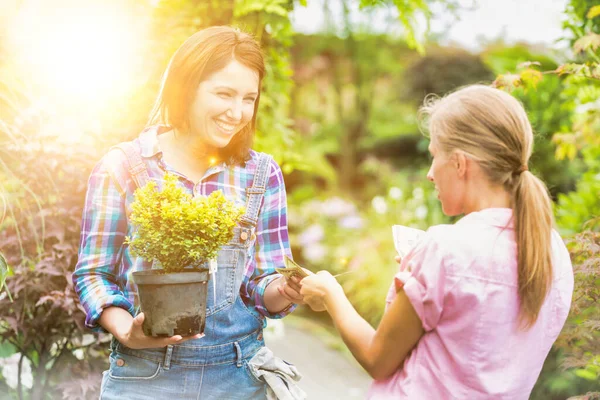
246, 347, 306, 400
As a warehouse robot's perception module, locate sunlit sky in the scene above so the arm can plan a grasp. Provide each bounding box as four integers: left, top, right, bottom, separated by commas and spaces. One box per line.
291, 0, 570, 51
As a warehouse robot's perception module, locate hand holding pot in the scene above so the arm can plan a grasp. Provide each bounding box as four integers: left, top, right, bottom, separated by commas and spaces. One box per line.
116, 312, 203, 350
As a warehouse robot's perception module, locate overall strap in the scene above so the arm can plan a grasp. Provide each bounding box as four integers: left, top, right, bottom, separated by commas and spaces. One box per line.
240, 153, 272, 228
111, 142, 151, 189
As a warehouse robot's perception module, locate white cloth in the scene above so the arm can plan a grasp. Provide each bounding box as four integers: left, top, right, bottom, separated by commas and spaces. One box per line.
247, 347, 306, 400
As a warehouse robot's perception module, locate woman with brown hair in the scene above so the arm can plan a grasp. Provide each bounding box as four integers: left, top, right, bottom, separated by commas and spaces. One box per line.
73, 26, 305, 399
301, 85, 574, 399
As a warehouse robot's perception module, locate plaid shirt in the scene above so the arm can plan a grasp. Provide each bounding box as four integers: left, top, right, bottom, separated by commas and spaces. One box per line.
73, 126, 294, 332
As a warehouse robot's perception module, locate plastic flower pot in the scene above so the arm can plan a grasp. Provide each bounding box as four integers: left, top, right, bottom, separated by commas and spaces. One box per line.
132, 269, 209, 337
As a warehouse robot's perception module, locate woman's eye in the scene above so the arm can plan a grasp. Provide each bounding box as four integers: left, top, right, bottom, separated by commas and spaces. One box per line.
218, 92, 231, 98
244, 97, 256, 103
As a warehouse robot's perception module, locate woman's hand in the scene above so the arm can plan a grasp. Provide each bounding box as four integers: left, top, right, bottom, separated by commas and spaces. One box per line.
113, 311, 203, 350
300, 271, 344, 310
303, 295, 327, 312
276, 269, 312, 305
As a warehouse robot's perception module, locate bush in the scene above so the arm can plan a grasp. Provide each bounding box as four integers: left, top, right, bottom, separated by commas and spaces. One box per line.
0, 141, 109, 399
127, 173, 245, 273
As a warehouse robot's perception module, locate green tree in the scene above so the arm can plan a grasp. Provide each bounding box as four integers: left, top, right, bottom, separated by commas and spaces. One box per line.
483, 44, 582, 198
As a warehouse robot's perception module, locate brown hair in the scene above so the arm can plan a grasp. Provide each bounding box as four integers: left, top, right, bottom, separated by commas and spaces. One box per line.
148, 26, 265, 164
420, 85, 554, 330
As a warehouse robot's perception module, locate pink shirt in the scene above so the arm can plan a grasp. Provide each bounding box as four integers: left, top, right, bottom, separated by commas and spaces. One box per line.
368, 208, 574, 400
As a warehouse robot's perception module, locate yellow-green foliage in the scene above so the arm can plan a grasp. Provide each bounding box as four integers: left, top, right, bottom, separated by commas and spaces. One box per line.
127, 173, 245, 273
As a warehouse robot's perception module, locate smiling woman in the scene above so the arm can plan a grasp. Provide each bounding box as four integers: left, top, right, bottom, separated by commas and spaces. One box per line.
6, 0, 148, 106
72, 26, 306, 399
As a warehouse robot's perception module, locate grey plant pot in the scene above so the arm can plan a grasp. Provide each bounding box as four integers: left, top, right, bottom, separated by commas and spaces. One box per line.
132, 269, 209, 337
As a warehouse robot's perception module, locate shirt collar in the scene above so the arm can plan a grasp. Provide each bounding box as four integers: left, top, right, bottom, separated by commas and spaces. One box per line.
137, 125, 244, 175
457, 208, 514, 229
138, 125, 167, 158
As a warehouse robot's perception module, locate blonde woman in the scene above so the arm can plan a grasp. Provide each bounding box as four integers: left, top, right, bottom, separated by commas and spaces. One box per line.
300, 85, 574, 399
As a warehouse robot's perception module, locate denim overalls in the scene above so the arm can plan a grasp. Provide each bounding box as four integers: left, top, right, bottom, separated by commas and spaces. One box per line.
99, 143, 273, 399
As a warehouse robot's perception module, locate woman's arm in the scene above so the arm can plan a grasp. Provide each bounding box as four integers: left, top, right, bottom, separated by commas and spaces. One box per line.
72, 153, 136, 332
302, 271, 424, 380
240, 158, 302, 317
75, 152, 201, 348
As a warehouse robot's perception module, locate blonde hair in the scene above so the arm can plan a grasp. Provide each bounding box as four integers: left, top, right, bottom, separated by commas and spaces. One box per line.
420, 85, 553, 330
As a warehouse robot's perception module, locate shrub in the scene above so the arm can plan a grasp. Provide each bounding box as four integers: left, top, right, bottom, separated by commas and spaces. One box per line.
127, 173, 245, 273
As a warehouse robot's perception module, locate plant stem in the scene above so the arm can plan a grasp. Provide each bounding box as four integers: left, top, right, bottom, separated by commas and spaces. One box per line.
17, 352, 23, 400
31, 350, 47, 400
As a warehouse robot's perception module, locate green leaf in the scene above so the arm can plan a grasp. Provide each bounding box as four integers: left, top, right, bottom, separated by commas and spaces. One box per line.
573, 33, 600, 53
0, 342, 18, 358
520, 68, 543, 89
574, 368, 598, 381
0, 252, 13, 302
265, 4, 287, 17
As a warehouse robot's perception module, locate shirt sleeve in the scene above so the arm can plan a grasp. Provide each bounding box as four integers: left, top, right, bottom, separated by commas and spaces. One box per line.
392, 228, 450, 332
72, 152, 135, 332
240, 158, 297, 319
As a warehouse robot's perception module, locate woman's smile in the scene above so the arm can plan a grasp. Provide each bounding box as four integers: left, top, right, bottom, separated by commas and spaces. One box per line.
214, 118, 238, 135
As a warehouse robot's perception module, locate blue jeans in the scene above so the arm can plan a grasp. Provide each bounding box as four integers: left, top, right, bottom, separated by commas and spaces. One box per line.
100, 330, 267, 399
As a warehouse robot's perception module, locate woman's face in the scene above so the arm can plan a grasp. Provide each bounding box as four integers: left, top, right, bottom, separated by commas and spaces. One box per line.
188, 59, 259, 148
426, 139, 466, 216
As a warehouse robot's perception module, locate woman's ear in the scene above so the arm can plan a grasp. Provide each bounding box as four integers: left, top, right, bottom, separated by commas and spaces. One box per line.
454, 151, 468, 179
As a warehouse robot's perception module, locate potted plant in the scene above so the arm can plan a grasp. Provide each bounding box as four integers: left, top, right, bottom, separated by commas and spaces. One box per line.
127, 173, 244, 337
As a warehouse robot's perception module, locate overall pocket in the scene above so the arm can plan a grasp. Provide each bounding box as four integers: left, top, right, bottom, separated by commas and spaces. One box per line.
205, 248, 239, 316
107, 351, 162, 381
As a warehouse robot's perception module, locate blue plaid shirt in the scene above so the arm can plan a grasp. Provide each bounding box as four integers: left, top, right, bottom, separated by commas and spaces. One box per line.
73, 126, 295, 332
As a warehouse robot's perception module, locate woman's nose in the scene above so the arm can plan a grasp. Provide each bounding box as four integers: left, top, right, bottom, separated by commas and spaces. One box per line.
226, 99, 243, 121
426, 165, 434, 182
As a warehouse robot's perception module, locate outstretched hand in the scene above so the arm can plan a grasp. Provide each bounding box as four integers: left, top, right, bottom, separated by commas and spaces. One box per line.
117, 313, 203, 350
303, 295, 327, 312
300, 271, 344, 312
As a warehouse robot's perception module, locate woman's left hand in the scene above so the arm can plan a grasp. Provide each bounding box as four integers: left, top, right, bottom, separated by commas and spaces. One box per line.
277, 275, 306, 304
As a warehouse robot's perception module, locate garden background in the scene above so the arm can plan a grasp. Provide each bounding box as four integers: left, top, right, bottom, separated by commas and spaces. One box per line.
0, 0, 598, 399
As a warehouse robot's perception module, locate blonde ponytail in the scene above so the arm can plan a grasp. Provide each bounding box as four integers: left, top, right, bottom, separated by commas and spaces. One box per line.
420, 85, 554, 330
512, 170, 554, 329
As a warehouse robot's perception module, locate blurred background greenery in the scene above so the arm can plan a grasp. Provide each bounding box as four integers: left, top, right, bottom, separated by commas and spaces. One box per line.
0, 0, 598, 399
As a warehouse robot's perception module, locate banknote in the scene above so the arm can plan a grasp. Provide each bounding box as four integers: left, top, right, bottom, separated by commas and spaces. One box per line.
276, 256, 309, 280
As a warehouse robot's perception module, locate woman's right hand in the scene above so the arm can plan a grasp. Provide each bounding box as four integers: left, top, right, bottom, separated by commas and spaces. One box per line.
101, 308, 202, 350
117, 313, 203, 349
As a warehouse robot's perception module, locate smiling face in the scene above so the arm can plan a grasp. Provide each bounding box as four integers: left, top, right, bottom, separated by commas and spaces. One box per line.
426, 139, 467, 216
188, 59, 259, 149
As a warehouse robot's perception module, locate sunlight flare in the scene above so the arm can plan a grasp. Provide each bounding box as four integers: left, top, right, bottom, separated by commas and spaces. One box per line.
7, 0, 149, 106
